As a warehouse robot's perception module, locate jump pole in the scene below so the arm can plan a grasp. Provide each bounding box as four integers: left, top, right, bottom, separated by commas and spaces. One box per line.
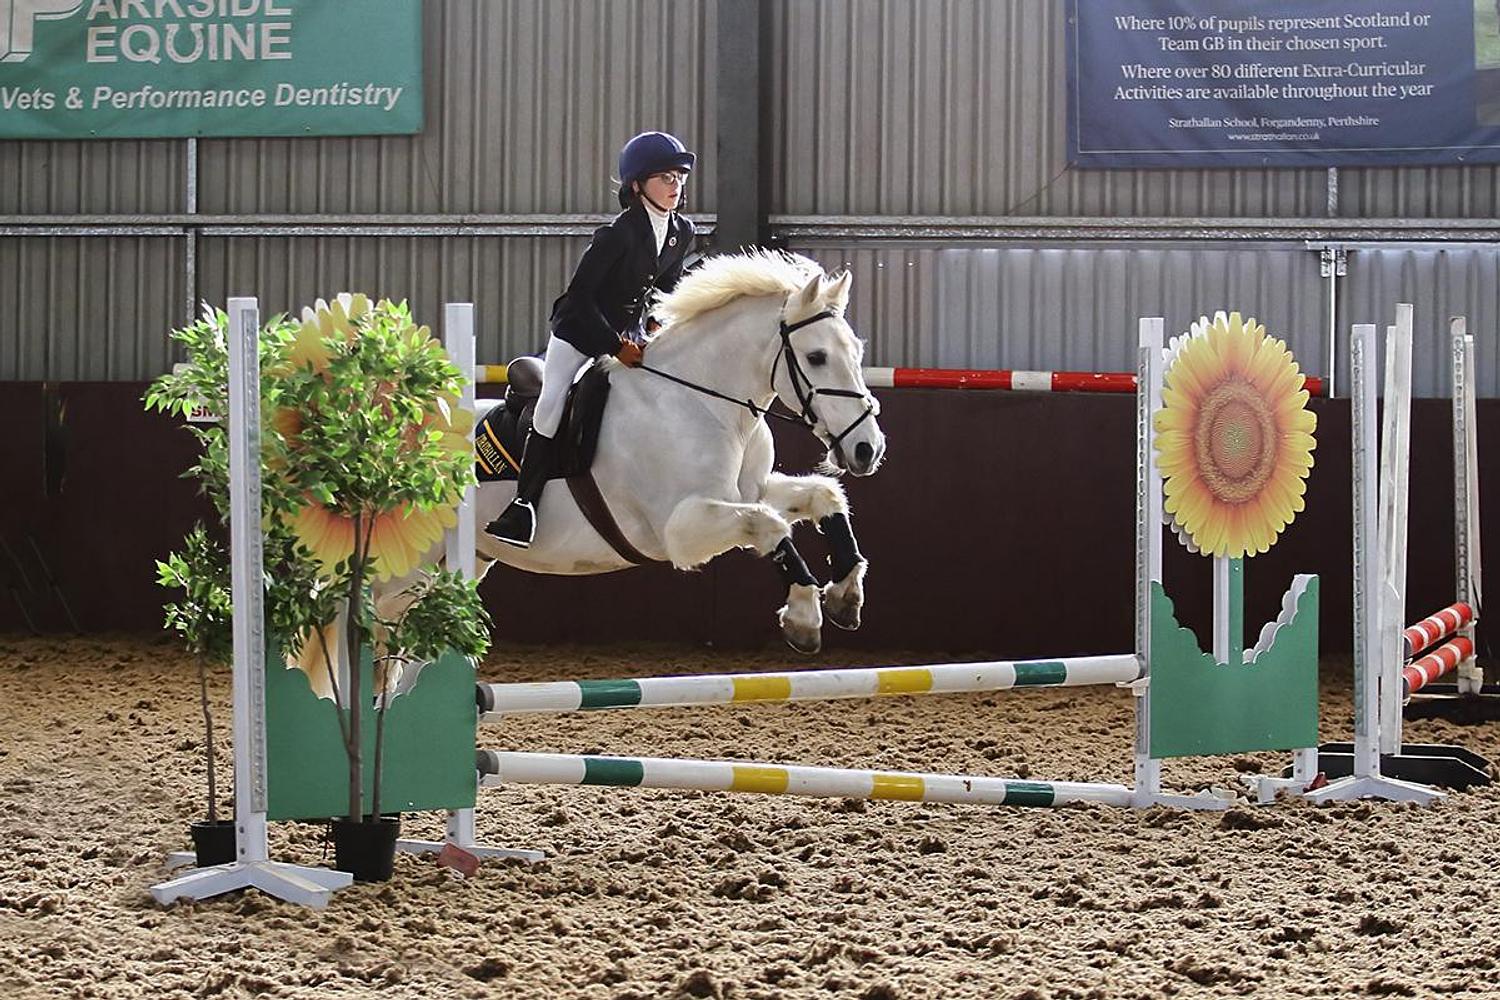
473, 363, 1326, 396
478, 655, 1142, 717
478, 752, 1134, 808
151, 298, 354, 908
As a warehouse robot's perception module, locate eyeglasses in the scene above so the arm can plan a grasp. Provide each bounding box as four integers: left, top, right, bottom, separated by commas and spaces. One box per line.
648, 171, 688, 187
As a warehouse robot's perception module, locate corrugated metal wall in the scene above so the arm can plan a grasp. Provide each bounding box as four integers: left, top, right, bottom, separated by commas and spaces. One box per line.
1342, 247, 1500, 397
791, 243, 1328, 372
197, 235, 588, 363
0, 238, 185, 380
196, 0, 715, 216
769, 0, 1333, 218
2, 0, 1498, 384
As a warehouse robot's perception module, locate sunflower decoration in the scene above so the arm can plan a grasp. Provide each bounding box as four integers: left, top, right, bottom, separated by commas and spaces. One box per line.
1154, 312, 1317, 558
288, 292, 371, 373
277, 294, 472, 582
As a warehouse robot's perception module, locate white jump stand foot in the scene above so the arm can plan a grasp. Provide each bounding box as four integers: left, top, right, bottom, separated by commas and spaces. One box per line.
395, 839, 545, 863
1135, 789, 1233, 811
393, 808, 544, 863
150, 861, 353, 909
1305, 775, 1443, 805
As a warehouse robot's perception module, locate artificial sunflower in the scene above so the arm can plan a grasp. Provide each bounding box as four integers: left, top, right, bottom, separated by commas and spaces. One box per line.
1154, 311, 1317, 558
280, 295, 473, 581
288, 292, 371, 373
285, 395, 471, 582
289, 500, 456, 582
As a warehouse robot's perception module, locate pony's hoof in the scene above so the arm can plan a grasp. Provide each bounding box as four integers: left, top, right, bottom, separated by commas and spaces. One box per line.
821, 561, 866, 631
779, 584, 822, 654
824, 601, 861, 632
781, 625, 822, 655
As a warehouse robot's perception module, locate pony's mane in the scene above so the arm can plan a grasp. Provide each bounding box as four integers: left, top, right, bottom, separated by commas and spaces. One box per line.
652, 249, 826, 328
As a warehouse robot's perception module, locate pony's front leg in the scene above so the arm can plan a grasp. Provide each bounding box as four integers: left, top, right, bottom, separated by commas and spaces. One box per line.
663, 496, 821, 653
759, 473, 866, 631
769, 537, 823, 654
663, 495, 791, 569
818, 510, 866, 631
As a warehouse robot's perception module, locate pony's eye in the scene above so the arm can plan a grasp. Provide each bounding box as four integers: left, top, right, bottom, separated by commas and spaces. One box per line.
807, 350, 828, 366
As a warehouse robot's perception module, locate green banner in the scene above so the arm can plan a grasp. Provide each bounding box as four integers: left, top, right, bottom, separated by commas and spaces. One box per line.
0, 0, 422, 139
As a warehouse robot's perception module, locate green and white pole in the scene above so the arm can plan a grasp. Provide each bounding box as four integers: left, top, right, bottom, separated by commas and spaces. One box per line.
479, 655, 1142, 719
478, 751, 1134, 809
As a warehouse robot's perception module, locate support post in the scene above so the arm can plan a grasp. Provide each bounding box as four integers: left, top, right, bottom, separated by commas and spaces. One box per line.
1454, 320, 1485, 695
715, 0, 771, 251
1377, 307, 1413, 754
1308, 317, 1441, 804
152, 298, 355, 906
394, 303, 544, 865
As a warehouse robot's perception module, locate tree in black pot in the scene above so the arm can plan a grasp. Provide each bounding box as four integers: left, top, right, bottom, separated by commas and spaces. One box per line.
148, 295, 489, 882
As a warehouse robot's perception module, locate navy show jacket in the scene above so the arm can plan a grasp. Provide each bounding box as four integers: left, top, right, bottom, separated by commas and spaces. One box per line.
548, 201, 696, 357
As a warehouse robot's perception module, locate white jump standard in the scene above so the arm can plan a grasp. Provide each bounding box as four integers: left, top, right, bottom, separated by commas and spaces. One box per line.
1310, 307, 1491, 801
150, 298, 354, 909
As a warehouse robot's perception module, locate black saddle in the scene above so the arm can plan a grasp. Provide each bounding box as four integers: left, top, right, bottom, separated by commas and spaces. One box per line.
473, 355, 611, 483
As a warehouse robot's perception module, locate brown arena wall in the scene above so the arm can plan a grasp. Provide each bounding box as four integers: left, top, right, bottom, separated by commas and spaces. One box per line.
0, 384, 1492, 661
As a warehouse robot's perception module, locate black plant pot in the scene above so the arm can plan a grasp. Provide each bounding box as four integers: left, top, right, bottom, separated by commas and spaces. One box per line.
331, 815, 401, 882
190, 819, 237, 867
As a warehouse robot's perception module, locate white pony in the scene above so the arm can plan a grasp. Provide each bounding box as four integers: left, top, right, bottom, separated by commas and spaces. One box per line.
465, 250, 887, 652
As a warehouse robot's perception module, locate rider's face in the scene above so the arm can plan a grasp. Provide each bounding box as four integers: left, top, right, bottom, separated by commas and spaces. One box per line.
638, 170, 685, 210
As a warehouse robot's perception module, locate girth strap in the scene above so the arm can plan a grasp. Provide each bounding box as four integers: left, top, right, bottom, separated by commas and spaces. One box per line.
565, 473, 658, 566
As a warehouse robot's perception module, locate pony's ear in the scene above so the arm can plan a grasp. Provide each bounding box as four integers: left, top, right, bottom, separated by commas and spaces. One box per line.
785, 272, 824, 323
825, 270, 852, 314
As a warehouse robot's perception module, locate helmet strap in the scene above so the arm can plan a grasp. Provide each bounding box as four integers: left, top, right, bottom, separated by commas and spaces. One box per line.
640, 188, 674, 215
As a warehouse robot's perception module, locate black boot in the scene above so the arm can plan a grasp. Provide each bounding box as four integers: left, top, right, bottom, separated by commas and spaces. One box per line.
485, 432, 556, 547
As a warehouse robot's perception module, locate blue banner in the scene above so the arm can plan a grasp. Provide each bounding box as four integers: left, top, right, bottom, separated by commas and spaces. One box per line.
1067, 0, 1500, 167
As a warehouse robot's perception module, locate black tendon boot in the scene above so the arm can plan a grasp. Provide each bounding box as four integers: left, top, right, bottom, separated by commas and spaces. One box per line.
485, 432, 557, 547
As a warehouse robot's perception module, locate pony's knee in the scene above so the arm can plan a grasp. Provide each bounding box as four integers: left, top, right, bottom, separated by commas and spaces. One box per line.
803, 477, 848, 520
763, 473, 847, 521
739, 504, 792, 555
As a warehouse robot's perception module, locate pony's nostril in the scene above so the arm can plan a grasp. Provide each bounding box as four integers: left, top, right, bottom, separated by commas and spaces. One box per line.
854, 441, 874, 467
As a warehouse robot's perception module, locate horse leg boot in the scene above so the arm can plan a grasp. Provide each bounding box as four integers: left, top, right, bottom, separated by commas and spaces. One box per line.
485, 432, 556, 548
819, 512, 866, 630
770, 537, 823, 654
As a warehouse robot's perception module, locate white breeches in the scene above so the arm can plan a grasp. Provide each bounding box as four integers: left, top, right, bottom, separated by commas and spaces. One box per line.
532, 335, 592, 439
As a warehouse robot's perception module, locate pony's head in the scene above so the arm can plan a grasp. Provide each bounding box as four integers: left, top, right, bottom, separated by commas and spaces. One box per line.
775, 267, 886, 477
653, 250, 886, 476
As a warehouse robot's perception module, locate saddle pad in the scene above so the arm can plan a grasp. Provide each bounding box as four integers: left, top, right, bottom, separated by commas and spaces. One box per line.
473, 361, 611, 483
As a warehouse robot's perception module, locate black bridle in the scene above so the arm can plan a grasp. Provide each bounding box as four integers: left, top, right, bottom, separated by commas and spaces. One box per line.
770, 311, 878, 462
638, 309, 878, 464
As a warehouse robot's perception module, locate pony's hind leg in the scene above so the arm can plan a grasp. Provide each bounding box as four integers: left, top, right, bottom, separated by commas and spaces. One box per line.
759, 473, 866, 631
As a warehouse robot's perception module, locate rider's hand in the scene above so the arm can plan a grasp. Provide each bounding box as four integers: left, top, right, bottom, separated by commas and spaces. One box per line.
616, 340, 645, 368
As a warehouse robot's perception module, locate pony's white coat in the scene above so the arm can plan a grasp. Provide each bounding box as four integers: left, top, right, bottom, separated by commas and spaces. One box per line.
363, 252, 885, 661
